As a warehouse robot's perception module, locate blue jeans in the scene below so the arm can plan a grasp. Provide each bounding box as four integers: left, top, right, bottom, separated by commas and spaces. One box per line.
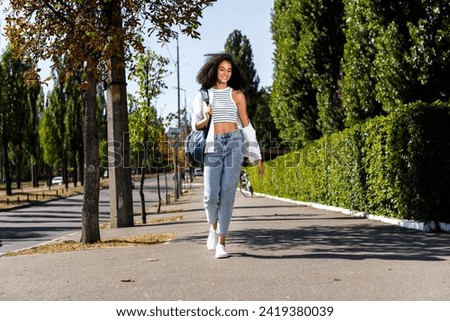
203, 129, 244, 236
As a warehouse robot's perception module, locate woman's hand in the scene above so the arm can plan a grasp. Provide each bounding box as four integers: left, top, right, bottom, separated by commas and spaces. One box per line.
204, 105, 212, 120
257, 160, 265, 176
195, 105, 212, 130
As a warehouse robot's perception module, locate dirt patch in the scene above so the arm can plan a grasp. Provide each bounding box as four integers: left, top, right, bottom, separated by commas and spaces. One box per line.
3, 233, 176, 257
0, 183, 84, 209
100, 215, 184, 229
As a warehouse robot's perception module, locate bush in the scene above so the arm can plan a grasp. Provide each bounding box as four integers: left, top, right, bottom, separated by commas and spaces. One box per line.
248, 101, 450, 224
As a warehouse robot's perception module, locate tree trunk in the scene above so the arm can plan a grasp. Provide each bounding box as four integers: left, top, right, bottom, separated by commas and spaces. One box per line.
72, 153, 78, 187
164, 168, 169, 206
157, 167, 161, 214
30, 86, 40, 188
62, 150, 68, 189
105, 1, 134, 228
15, 148, 22, 190
78, 145, 84, 186
106, 55, 134, 227
139, 157, 147, 224
2, 136, 12, 196
139, 135, 148, 223
80, 70, 101, 244
31, 164, 38, 188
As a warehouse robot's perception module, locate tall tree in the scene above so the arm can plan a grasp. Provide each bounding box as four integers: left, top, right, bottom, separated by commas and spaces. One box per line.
373, 0, 450, 110
271, 0, 345, 146
0, 46, 34, 194
295, 0, 345, 134
97, 82, 108, 187
4, 0, 216, 242
25, 85, 44, 188
342, 0, 396, 126
39, 83, 64, 177
342, 0, 450, 125
271, 0, 320, 147
103, 0, 135, 228
53, 65, 70, 188
224, 30, 260, 120
252, 86, 280, 151
40, 63, 82, 188
64, 72, 85, 187
128, 50, 168, 222
224, 30, 279, 152
42, 63, 86, 187
81, 66, 101, 243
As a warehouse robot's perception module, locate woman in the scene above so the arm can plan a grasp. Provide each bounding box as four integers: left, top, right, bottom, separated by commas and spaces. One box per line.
191, 53, 264, 259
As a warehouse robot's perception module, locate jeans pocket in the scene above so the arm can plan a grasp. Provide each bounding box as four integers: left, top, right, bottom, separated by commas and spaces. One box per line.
231, 132, 244, 144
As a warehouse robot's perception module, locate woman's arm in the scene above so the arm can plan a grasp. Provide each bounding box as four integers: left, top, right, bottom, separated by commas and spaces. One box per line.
233, 90, 264, 176
233, 90, 250, 128
195, 106, 212, 130
192, 91, 211, 131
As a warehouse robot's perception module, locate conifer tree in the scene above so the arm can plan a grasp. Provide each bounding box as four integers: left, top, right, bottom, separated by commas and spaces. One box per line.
225, 30, 260, 120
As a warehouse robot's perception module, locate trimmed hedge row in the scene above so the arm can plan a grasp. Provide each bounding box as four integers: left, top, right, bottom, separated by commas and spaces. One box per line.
248, 101, 450, 223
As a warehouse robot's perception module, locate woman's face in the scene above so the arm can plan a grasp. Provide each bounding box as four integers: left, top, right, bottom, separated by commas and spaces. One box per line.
216, 60, 232, 86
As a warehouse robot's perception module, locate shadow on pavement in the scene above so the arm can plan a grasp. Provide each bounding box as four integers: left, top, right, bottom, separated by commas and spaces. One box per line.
177, 212, 450, 262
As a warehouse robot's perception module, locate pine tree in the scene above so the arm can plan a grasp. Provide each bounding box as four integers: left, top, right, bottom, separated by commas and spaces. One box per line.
224, 30, 260, 120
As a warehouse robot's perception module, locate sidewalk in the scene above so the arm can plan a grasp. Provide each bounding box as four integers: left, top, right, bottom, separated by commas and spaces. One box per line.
1, 177, 450, 300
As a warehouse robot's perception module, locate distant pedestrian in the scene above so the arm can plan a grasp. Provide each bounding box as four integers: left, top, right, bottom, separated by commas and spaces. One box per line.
191, 53, 264, 259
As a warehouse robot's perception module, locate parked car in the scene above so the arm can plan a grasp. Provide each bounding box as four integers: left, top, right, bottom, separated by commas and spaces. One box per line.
194, 168, 203, 177
51, 176, 63, 185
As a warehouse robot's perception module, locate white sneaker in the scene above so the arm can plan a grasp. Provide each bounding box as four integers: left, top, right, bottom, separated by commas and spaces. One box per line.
215, 244, 228, 259
207, 228, 218, 250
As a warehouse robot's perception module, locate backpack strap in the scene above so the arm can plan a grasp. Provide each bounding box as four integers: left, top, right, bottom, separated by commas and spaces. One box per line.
200, 87, 210, 105
199, 87, 212, 135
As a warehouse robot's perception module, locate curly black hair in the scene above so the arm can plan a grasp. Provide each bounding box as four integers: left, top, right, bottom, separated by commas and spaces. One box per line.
196, 53, 246, 90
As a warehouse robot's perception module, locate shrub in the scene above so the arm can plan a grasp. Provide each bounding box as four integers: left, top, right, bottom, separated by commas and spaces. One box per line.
248, 101, 450, 224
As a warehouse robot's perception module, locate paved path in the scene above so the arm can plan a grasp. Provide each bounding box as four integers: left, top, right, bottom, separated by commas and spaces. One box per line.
0, 177, 449, 300
0, 177, 174, 254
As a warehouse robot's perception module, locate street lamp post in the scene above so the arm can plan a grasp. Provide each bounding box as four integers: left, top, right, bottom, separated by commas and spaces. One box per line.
175, 35, 181, 199
172, 86, 188, 189
172, 86, 187, 132
177, 36, 181, 128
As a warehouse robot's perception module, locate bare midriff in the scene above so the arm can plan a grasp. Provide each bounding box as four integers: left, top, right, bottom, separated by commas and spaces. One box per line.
214, 122, 238, 135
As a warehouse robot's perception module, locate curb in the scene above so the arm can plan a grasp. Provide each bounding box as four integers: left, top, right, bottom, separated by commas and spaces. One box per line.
0, 191, 84, 213
255, 192, 450, 233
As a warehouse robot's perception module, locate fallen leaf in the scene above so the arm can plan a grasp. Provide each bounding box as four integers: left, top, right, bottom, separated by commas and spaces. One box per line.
121, 279, 135, 283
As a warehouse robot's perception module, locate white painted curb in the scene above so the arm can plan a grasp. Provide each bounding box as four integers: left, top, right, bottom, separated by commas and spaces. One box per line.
255, 193, 450, 233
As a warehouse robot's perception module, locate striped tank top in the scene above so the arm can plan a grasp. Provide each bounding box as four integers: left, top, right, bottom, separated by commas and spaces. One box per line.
211, 87, 238, 123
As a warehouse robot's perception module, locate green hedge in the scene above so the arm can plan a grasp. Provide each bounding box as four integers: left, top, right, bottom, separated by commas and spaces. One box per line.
249, 101, 450, 223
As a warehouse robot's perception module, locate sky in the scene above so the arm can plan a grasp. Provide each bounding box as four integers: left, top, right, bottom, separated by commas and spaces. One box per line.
145, 0, 275, 125
0, 0, 275, 125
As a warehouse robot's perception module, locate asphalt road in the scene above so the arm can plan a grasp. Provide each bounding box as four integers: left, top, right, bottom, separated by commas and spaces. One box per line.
0, 176, 176, 255
1, 175, 449, 302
